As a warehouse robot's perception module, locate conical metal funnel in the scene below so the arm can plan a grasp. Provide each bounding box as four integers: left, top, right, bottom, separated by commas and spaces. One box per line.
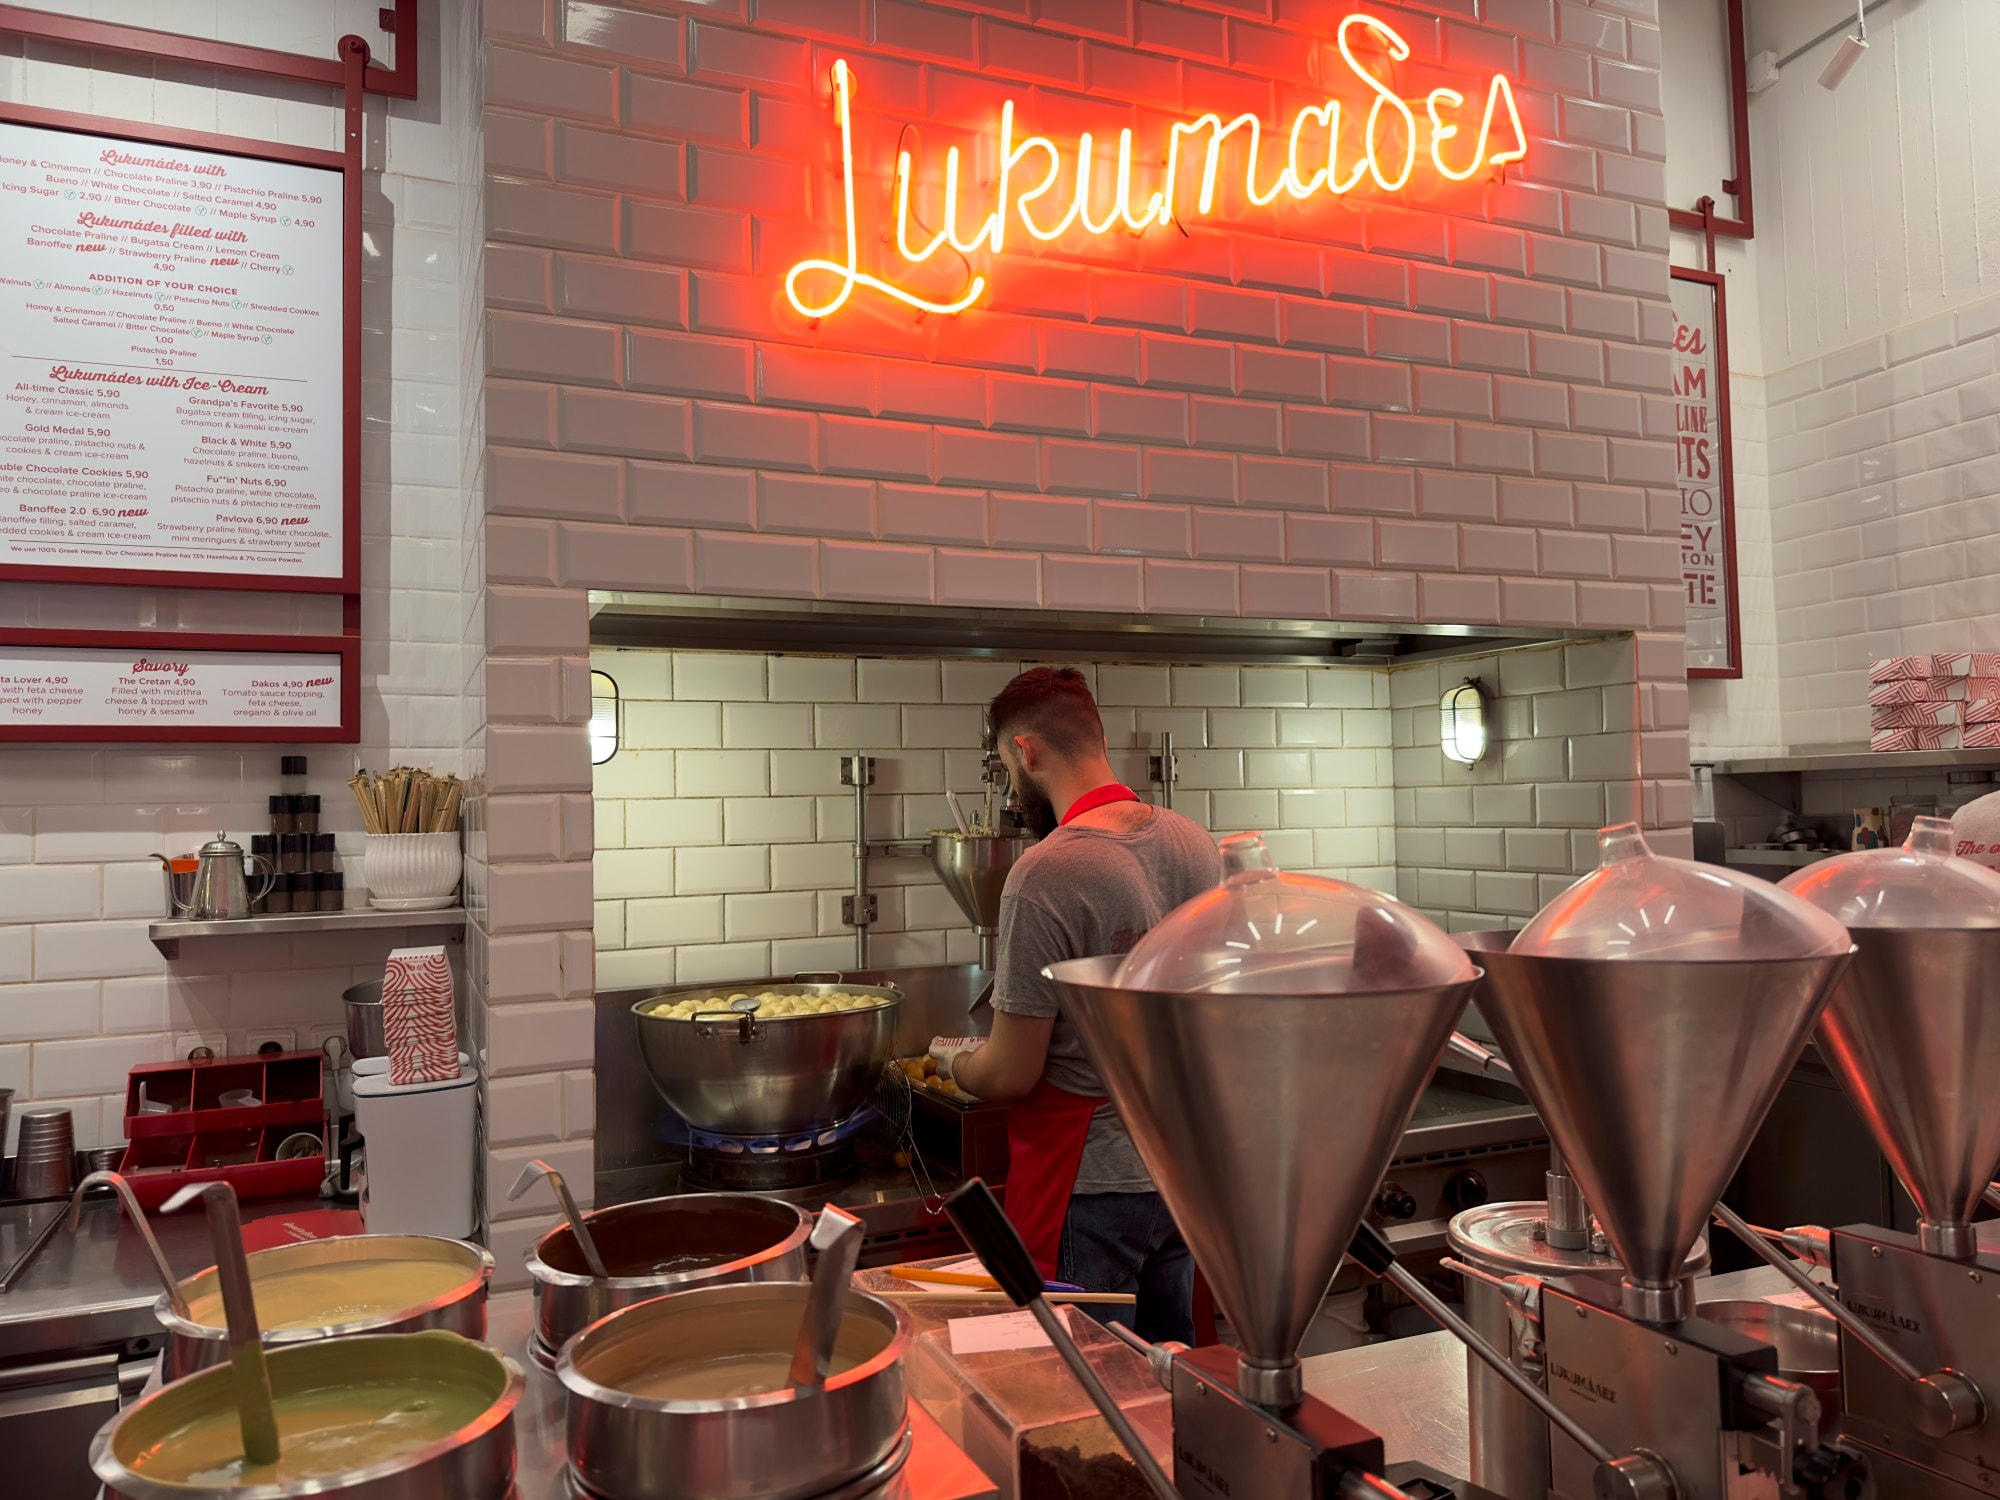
926, 832, 1028, 934
1045, 954, 1475, 1406
1813, 927, 2000, 1259
1475, 950, 1848, 1322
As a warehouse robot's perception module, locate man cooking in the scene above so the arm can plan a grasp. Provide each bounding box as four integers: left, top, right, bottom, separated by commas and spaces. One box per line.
930, 667, 1220, 1342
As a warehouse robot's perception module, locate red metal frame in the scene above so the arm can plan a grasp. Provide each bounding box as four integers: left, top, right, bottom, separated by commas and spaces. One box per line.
0, 628, 359, 743
0, 16, 381, 742
0, 2, 417, 99
1669, 0, 1754, 240
1671, 263, 1744, 682
0, 99, 360, 595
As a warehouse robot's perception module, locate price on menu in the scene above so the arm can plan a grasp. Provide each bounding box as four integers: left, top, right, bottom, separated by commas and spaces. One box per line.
0, 645, 342, 730
0, 120, 343, 581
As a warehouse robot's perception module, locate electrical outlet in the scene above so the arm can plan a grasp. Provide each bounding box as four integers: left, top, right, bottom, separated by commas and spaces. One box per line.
171, 1031, 227, 1061
308, 1024, 345, 1054
246, 1028, 296, 1055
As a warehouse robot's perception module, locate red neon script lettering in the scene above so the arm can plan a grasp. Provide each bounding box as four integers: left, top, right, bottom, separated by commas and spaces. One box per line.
785, 14, 1527, 320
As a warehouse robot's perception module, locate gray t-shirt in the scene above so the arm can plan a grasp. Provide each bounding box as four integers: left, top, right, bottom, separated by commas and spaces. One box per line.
991, 801, 1222, 1193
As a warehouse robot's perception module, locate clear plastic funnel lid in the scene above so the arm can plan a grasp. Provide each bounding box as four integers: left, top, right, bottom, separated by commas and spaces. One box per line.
1510, 823, 1851, 961
1112, 832, 1476, 994
1780, 815, 2000, 929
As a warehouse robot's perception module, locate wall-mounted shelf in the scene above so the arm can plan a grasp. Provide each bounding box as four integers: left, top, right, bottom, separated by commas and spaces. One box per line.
150, 907, 465, 959
1701, 749, 2000, 776
1724, 848, 1836, 868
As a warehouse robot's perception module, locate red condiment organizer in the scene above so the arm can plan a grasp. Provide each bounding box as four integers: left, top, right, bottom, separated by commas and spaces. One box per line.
118, 1050, 327, 1210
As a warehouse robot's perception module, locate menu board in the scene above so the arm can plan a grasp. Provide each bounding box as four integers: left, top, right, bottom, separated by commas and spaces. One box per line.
0, 643, 343, 733
0, 119, 345, 583
1670, 270, 1740, 679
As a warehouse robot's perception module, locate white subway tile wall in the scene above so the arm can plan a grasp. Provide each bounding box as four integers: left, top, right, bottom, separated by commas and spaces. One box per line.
591, 650, 1398, 990
0, 21, 483, 1151
1760, 293, 2000, 750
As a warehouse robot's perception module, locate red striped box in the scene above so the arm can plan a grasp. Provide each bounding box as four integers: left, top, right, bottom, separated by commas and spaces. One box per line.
1967, 698, 2000, 725
1872, 725, 1962, 752
1965, 721, 2000, 748
382, 946, 459, 1087
1870, 657, 1930, 682
1871, 702, 1962, 730
1933, 654, 1975, 677
1869, 679, 1958, 706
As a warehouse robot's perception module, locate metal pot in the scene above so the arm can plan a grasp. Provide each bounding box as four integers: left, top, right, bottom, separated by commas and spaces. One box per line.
525, 1193, 812, 1356
632, 982, 901, 1138
1447, 1203, 1710, 1500
93, 1329, 520, 1500
157, 1233, 491, 1379
1696, 1298, 1842, 1414
342, 980, 386, 1060
558, 1281, 908, 1500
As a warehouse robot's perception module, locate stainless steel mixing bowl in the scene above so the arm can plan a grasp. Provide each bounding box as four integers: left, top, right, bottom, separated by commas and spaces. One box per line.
558, 1281, 908, 1500
156, 1234, 491, 1379
631, 982, 901, 1137
524, 1192, 811, 1356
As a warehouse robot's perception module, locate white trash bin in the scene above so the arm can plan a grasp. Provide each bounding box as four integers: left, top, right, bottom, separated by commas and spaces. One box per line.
352, 1055, 477, 1238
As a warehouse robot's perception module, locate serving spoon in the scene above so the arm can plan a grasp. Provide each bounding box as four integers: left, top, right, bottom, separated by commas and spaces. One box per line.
508, 1159, 609, 1280
68, 1170, 188, 1318
788, 1204, 864, 1387
163, 1182, 279, 1468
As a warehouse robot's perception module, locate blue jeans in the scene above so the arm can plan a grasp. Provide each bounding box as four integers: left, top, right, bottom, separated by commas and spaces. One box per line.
1057, 1191, 1195, 1345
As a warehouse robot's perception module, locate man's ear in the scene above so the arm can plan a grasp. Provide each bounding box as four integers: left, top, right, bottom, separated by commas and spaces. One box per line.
1013, 732, 1039, 773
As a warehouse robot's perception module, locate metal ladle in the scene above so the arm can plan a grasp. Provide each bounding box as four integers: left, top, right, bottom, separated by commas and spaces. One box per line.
163, 1182, 279, 1468
67, 1170, 188, 1319
508, 1159, 608, 1280
788, 1205, 864, 1388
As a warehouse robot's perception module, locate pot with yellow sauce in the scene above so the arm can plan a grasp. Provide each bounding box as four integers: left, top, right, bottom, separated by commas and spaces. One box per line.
525, 1192, 811, 1362
92, 1329, 520, 1500
158, 1234, 492, 1380
558, 1280, 909, 1500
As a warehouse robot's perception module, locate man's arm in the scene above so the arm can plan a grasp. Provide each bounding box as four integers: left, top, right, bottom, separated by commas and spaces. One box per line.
949, 1010, 1053, 1103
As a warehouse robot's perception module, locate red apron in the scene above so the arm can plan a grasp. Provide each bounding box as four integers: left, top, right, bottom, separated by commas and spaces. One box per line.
1000, 782, 1142, 1278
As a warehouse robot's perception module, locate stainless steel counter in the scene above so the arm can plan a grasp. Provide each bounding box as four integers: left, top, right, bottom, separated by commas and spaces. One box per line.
0, 1193, 330, 1367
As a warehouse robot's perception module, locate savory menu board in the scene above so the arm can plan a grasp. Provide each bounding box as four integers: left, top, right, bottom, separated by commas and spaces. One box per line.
0, 644, 343, 732
0, 119, 345, 583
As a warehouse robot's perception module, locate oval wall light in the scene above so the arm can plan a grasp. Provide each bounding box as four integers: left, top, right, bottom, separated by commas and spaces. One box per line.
1440, 679, 1490, 766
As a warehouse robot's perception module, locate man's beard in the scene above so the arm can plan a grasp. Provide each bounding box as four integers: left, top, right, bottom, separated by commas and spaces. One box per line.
1015, 773, 1058, 839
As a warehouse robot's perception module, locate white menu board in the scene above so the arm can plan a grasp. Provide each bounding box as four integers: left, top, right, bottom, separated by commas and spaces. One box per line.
0, 121, 344, 581
0, 645, 341, 730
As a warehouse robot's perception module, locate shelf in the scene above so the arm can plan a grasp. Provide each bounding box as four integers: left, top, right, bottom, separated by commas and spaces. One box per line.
150, 906, 465, 958
1702, 749, 2000, 776
1723, 848, 1836, 868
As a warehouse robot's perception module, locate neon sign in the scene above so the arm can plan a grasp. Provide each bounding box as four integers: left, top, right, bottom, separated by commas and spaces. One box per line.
785, 13, 1528, 320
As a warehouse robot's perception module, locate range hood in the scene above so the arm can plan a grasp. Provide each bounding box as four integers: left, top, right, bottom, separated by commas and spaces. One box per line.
588, 592, 1579, 666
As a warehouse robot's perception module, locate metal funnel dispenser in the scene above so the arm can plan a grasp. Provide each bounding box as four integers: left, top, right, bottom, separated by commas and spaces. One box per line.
1475, 823, 1852, 1323
1782, 816, 2000, 1260
1045, 833, 1478, 1407
926, 831, 1029, 935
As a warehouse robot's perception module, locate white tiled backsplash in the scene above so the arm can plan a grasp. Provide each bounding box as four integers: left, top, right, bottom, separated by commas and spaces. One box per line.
592, 650, 1398, 990
592, 636, 1676, 982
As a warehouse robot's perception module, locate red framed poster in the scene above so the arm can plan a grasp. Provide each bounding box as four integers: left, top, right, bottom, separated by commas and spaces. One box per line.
0, 630, 357, 742
1670, 266, 1742, 680
0, 103, 357, 594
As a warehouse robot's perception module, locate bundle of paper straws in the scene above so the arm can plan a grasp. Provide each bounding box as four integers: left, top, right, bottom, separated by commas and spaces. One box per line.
349, 766, 464, 835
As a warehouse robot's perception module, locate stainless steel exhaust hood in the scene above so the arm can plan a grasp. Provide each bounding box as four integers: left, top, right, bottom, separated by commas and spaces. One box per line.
588, 591, 1582, 667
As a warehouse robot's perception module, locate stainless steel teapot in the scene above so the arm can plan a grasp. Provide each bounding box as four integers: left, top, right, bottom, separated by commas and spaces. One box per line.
167, 834, 274, 920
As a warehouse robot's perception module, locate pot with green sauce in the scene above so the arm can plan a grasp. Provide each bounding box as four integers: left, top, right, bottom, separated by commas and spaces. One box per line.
93, 1330, 521, 1500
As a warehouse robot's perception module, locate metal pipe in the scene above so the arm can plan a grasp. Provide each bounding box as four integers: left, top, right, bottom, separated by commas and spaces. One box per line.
1777, 0, 1891, 69
851, 751, 869, 969
1377, 1259, 1617, 1467
1544, 1148, 1592, 1252
1711, 1203, 1923, 1383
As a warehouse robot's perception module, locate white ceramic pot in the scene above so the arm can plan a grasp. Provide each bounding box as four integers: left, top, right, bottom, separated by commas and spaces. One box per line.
364, 831, 463, 906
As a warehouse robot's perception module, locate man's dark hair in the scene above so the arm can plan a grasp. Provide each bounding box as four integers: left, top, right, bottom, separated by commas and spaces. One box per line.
988, 666, 1105, 759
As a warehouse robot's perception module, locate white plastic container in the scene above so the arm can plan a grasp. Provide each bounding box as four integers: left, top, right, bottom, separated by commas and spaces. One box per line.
352, 1057, 478, 1237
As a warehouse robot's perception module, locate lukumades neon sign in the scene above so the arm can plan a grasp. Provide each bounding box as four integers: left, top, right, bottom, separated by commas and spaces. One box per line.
785, 12, 1528, 320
